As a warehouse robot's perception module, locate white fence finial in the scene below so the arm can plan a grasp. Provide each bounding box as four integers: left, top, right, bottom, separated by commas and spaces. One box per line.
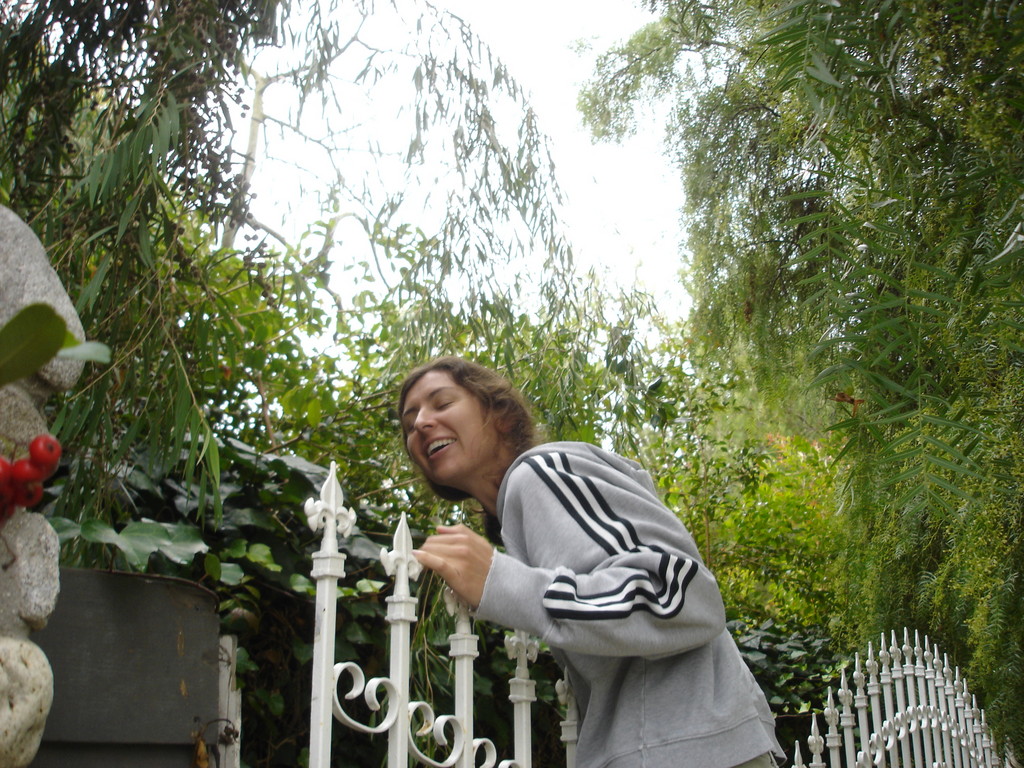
304, 462, 355, 548
381, 513, 423, 586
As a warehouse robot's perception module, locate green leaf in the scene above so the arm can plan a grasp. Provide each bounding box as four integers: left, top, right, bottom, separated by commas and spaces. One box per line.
219, 563, 246, 586
246, 542, 282, 572
355, 578, 385, 594
807, 53, 841, 87
48, 516, 81, 544
289, 573, 315, 595
204, 553, 222, 580
159, 522, 209, 564
118, 521, 172, 568
57, 340, 112, 363
79, 519, 123, 547
0, 304, 68, 387
222, 538, 248, 558
266, 691, 285, 717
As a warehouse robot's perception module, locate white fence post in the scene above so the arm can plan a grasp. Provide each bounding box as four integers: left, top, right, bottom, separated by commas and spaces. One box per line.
838, 669, 856, 767
556, 677, 578, 768
853, 653, 870, 762
912, 632, 936, 768
446, 593, 479, 768
505, 630, 538, 768
863, 642, 887, 768
876, 635, 899, 768
823, 689, 841, 768
305, 462, 355, 768
217, 634, 242, 768
381, 514, 426, 767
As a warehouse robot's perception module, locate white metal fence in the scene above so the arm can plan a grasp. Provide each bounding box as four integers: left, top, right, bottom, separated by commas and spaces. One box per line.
304, 464, 575, 768
303, 464, 1005, 768
793, 630, 1004, 768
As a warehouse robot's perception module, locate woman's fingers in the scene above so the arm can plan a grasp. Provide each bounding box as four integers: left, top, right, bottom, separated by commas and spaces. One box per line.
414, 524, 493, 607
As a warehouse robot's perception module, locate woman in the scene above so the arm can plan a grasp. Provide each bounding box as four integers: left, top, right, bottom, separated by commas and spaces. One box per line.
400, 356, 782, 768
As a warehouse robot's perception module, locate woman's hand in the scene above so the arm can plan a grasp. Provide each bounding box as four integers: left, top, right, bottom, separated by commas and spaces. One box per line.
414, 524, 494, 608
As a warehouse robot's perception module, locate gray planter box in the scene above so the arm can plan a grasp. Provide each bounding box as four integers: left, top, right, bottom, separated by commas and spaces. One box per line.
30, 568, 239, 767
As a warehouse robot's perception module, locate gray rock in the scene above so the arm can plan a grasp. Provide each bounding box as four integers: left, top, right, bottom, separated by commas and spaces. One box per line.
0, 638, 54, 768
0, 511, 61, 639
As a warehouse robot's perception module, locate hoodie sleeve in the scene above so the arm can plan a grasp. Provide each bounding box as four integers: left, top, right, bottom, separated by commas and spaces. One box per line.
474, 447, 726, 658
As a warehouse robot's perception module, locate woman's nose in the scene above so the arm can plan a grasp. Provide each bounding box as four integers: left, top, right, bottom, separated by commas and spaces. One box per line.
412, 410, 435, 432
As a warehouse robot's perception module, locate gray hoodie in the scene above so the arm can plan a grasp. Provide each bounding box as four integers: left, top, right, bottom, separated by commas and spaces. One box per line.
475, 442, 783, 768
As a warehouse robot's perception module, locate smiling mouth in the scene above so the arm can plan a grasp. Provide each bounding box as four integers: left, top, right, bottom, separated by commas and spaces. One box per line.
427, 438, 455, 457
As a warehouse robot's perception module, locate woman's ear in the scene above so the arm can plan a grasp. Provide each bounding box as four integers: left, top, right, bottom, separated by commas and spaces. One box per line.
494, 411, 513, 434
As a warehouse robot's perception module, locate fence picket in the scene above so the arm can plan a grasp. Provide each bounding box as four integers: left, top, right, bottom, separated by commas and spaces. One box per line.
305, 463, 355, 768
505, 631, 538, 768
854, 654, 871, 763
943, 655, 963, 768
556, 677, 578, 768
824, 688, 842, 768
807, 712, 826, 768
865, 643, 887, 768
877, 636, 900, 768
838, 669, 857, 767
447, 593, 479, 768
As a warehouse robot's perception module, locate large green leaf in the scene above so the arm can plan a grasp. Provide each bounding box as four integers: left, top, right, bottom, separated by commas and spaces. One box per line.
0, 303, 67, 388
77, 518, 208, 569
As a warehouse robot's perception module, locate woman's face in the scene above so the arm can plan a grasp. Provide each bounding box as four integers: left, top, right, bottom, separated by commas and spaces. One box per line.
401, 370, 509, 504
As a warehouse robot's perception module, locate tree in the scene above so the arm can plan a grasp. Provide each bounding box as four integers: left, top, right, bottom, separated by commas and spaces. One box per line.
581, 0, 1024, 752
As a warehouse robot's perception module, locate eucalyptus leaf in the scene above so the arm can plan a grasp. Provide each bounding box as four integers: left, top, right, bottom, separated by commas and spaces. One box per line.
57, 340, 112, 363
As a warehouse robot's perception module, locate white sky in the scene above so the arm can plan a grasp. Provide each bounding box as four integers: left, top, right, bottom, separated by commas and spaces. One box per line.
432, 0, 688, 312
245, 0, 689, 317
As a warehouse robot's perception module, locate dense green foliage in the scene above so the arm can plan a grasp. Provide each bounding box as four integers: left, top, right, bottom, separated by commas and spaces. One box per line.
3, 1, 843, 766
637, 326, 842, 630
581, 0, 1024, 753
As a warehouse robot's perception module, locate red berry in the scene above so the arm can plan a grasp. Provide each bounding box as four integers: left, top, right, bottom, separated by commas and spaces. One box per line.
28, 435, 62, 478
12, 481, 43, 508
0, 458, 11, 489
11, 459, 44, 485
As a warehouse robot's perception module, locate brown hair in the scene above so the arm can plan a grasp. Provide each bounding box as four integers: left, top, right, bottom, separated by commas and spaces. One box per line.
398, 356, 539, 501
